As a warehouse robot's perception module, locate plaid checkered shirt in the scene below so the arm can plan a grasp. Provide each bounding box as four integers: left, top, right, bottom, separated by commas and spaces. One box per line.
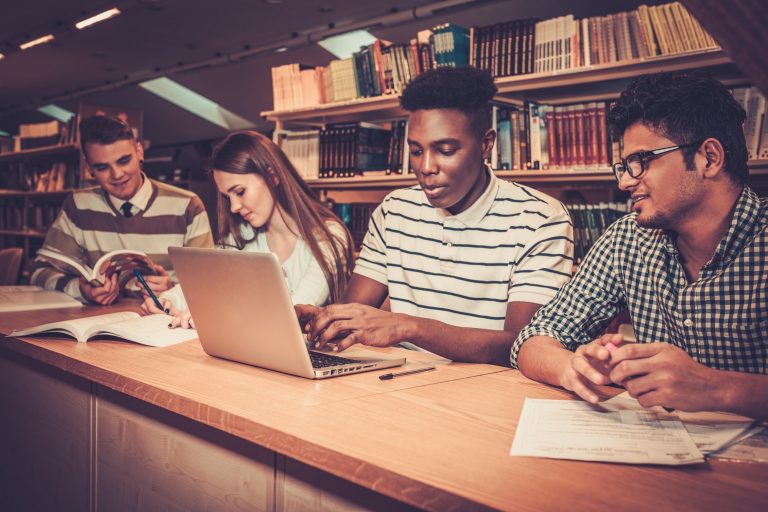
511, 186, 767, 374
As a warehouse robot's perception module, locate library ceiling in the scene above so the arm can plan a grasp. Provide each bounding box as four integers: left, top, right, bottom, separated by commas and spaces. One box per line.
0, 0, 669, 147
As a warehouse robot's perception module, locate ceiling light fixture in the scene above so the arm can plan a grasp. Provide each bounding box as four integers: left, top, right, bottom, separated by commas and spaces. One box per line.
38, 104, 76, 122
139, 77, 254, 130
0, 53, 4, 60
20, 34, 55, 50
76, 7, 122, 30
317, 29, 377, 59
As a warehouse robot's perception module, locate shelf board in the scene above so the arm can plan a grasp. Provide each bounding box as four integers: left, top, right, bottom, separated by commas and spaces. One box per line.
0, 228, 46, 238
0, 143, 80, 164
306, 160, 768, 190
0, 189, 76, 198
494, 48, 729, 94
262, 49, 730, 125
263, 95, 406, 125
306, 169, 616, 190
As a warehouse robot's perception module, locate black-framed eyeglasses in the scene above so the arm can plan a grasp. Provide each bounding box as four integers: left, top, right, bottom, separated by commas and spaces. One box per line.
612, 143, 700, 181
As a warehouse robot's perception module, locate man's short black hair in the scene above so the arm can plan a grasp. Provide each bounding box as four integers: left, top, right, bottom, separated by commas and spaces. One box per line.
607, 72, 748, 185
79, 115, 135, 154
400, 66, 497, 138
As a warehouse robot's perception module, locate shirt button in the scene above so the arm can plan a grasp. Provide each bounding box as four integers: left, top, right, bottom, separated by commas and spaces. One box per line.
446, 242, 453, 248
683, 318, 694, 327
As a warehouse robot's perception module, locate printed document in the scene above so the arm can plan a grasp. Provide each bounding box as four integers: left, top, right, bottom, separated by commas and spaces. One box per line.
510, 398, 704, 465
602, 392, 757, 455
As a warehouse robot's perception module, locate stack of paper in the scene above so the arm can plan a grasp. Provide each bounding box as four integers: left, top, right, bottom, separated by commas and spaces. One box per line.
0, 286, 82, 312
510, 393, 762, 465
510, 398, 704, 465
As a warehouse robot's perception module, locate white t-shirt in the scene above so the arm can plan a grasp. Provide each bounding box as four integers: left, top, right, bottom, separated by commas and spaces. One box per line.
161, 222, 344, 310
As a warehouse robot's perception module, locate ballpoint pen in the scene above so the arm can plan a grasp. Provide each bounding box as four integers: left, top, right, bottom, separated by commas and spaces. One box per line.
133, 269, 170, 314
379, 366, 436, 380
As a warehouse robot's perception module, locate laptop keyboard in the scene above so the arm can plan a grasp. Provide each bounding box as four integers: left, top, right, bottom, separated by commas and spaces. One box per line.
309, 351, 362, 368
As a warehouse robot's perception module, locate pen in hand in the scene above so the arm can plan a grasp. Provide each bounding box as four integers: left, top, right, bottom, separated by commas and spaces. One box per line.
133, 269, 170, 314
379, 366, 435, 380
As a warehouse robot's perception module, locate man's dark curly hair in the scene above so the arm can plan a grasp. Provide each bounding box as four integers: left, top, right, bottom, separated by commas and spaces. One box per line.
607, 72, 748, 185
400, 66, 497, 138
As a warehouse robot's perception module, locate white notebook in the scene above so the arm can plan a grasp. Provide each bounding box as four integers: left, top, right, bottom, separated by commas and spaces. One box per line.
10, 311, 198, 347
0, 287, 82, 312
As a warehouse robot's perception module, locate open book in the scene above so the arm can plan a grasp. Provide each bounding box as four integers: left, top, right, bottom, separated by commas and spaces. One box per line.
10, 311, 198, 347
36, 247, 158, 288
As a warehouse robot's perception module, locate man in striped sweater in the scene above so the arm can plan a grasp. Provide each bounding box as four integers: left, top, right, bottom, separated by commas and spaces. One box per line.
30, 115, 213, 305
297, 67, 574, 365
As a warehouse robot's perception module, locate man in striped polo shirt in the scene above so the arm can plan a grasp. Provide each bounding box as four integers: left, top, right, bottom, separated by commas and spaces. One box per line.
512, 73, 767, 419
30, 115, 213, 305
298, 67, 574, 365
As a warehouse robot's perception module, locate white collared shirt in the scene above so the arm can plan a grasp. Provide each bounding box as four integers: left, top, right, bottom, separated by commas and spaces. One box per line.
109, 173, 152, 216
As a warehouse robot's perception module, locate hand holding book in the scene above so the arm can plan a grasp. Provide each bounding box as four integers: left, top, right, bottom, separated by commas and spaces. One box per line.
37, 247, 162, 289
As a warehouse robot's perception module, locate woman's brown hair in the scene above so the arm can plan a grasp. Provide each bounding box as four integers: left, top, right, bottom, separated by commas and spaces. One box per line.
211, 130, 353, 302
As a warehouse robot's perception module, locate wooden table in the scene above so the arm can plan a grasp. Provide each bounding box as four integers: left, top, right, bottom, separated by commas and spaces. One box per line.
1, 305, 766, 511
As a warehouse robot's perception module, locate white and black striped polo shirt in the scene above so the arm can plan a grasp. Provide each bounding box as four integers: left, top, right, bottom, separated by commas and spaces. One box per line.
355, 170, 574, 331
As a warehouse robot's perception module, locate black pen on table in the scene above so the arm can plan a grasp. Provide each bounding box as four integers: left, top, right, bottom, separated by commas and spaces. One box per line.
133, 269, 170, 314
379, 366, 436, 380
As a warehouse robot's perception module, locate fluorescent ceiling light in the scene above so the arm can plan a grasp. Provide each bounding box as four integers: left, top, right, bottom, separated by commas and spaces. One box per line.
318, 29, 377, 59
76, 8, 121, 30
38, 104, 76, 123
138, 77, 253, 130
20, 34, 54, 50
0, 130, 9, 136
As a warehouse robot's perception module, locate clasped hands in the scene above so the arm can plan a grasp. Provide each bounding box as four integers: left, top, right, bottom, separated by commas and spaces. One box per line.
295, 303, 406, 351
565, 333, 717, 412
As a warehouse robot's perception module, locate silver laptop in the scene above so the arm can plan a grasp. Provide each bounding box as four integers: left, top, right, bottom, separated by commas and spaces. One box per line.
169, 247, 405, 379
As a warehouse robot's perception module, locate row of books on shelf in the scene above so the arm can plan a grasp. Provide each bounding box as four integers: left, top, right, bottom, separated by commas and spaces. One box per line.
0, 115, 79, 154
523, 2, 715, 76
271, 23, 469, 110
280, 98, 614, 179
0, 161, 82, 192
281, 84, 766, 181
492, 100, 616, 172
270, 2, 718, 111
733, 86, 768, 160
281, 120, 409, 180
0, 200, 61, 233
330, 202, 378, 251
566, 201, 631, 263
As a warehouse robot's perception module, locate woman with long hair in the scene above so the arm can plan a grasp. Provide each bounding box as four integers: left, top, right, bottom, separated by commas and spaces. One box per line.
142, 130, 353, 327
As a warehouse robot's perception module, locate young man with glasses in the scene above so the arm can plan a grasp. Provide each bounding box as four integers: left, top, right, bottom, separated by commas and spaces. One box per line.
511, 72, 767, 420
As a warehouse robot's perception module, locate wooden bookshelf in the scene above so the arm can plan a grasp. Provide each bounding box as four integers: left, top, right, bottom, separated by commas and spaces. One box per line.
0, 189, 74, 198
493, 48, 732, 94
261, 49, 735, 127
0, 143, 79, 164
0, 228, 47, 239
0, 144, 83, 254
305, 169, 614, 190
306, 161, 768, 192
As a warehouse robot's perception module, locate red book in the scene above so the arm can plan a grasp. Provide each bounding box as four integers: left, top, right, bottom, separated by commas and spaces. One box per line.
555, 106, 565, 168
546, 108, 558, 167
575, 105, 586, 167
596, 102, 607, 165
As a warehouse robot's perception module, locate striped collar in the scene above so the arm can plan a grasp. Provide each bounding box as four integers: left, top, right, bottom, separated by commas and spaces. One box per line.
109, 173, 152, 214
435, 166, 498, 226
